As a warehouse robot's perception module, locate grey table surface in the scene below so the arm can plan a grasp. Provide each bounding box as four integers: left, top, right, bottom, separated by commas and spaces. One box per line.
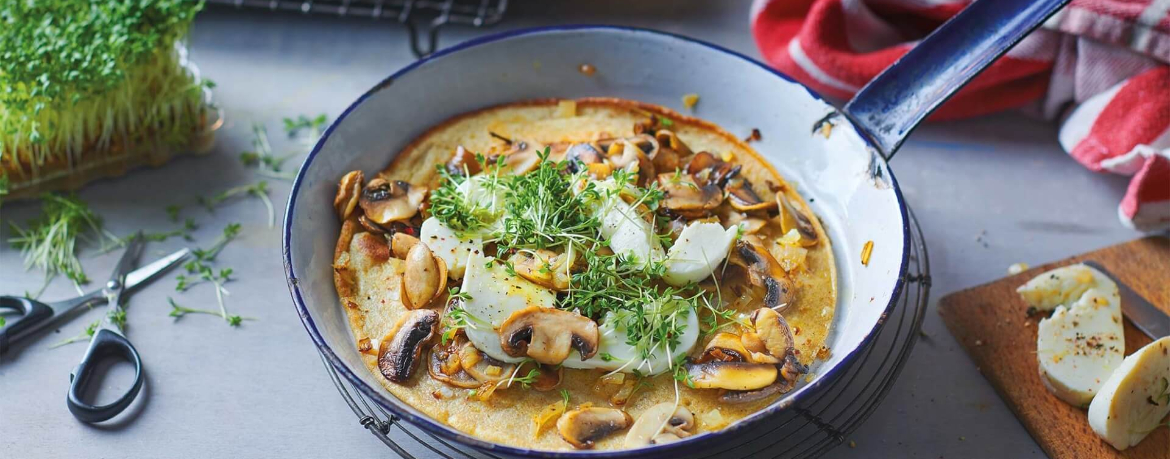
0, 1, 1145, 457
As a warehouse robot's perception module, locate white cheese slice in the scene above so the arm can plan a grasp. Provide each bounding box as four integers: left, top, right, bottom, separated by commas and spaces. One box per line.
459, 252, 556, 363
1018, 264, 1110, 311
589, 179, 664, 268
562, 303, 700, 375
1019, 264, 1125, 406
1088, 337, 1170, 450
662, 221, 738, 286
419, 217, 483, 279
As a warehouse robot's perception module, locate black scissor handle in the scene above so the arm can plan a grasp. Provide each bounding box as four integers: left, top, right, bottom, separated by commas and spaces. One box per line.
67, 328, 144, 423
0, 295, 54, 354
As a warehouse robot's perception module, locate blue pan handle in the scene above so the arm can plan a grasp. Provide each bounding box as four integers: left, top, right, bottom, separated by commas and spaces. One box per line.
842, 0, 1071, 159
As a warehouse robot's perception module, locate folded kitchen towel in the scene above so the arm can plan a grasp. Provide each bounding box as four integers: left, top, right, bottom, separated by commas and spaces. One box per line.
751, 0, 1170, 231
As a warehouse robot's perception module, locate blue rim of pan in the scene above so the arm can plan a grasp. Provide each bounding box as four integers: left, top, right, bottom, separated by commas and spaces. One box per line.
283, 24, 911, 458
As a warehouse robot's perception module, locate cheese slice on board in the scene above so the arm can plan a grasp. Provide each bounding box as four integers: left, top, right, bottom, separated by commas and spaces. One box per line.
1018, 264, 1125, 406
1088, 337, 1170, 451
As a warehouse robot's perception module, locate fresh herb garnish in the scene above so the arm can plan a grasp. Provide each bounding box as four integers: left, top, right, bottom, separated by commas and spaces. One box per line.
283, 113, 329, 141
0, 0, 209, 171
9, 193, 120, 292
173, 223, 248, 326
512, 368, 543, 389
239, 124, 298, 181
50, 320, 101, 348
168, 297, 246, 326
429, 149, 731, 377
198, 182, 275, 228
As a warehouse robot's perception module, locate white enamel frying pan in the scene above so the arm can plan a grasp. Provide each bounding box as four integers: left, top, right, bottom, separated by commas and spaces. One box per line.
284, 1, 1069, 456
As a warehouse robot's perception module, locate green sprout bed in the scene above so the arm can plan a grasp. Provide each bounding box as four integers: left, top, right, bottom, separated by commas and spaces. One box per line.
0, 0, 212, 193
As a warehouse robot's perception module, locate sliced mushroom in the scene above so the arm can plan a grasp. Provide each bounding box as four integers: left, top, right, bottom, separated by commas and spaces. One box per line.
458, 340, 517, 384
685, 361, 778, 391
557, 407, 633, 449
563, 142, 613, 177
401, 243, 448, 309
445, 145, 481, 177
428, 333, 480, 388
334, 170, 364, 221
721, 310, 807, 403
359, 215, 389, 234
657, 173, 723, 219
751, 307, 796, 360
360, 178, 428, 225
564, 143, 606, 173
696, 332, 751, 363
390, 232, 420, 260
487, 133, 545, 175
608, 140, 656, 187
739, 331, 780, 364
511, 249, 572, 291
726, 178, 778, 213
721, 354, 808, 404
653, 129, 692, 171
624, 403, 696, 448
728, 240, 796, 312
736, 217, 768, 235
378, 309, 439, 383
632, 116, 662, 136
719, 378, 788, 404
686, 151, 741, 188
777, 191, 819, 247
598, 134, 657, 158
499, 306, 600, 365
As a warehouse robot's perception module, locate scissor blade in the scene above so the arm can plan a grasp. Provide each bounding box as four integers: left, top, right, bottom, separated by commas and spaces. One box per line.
1084, 261, 1170, 339
124, 248, 192, 294
108, 234, 146, 287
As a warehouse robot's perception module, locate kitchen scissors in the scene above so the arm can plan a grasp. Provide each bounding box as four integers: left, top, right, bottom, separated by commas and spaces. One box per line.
0, 234, 190, 422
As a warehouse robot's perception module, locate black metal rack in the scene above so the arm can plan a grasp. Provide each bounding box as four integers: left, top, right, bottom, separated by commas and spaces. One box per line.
319, 206, 932, 458
203, 0, 508, 57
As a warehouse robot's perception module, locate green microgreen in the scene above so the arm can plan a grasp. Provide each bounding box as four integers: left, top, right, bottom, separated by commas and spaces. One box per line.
428, 148, 730, 377
173, 223, 248, 327
168, 297, 247, 327
429, 158, 505, 235
512, 368, 543, 389
239, 124, 297, 181
0, 0, 209, 174
283, 113, 329, 141
560, 388, 571, 405
671, 354, 695, 388
9, 193, 121, 292
198, 182, 275, 228
50, 319, 100, 348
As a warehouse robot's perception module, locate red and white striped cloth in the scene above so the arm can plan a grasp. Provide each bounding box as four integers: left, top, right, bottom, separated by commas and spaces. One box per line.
751, 0, 1170, 231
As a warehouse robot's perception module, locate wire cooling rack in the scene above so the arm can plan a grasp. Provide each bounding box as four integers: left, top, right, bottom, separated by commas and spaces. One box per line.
318, 205, 931, 458
203, 0, 508, 57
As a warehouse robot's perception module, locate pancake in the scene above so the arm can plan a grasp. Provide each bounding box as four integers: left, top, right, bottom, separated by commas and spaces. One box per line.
331, 98, 836, 451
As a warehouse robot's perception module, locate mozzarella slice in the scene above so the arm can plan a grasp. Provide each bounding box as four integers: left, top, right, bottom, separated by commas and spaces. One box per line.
1088, 337, 1170, 450
562, 303, 700, 375
663, 221, 738, 286
419, 217, 482, 279
459, 252, 556, 363
1018, 264, 1112, 311
1019, 264, 1125, 406
590, 180, 664, 268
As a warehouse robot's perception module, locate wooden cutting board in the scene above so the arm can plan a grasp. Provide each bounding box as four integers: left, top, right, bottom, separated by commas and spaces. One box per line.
939, 236, 1169, 459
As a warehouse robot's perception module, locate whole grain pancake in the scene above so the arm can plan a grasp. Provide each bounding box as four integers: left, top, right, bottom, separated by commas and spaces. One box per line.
331, 98, 836, 451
